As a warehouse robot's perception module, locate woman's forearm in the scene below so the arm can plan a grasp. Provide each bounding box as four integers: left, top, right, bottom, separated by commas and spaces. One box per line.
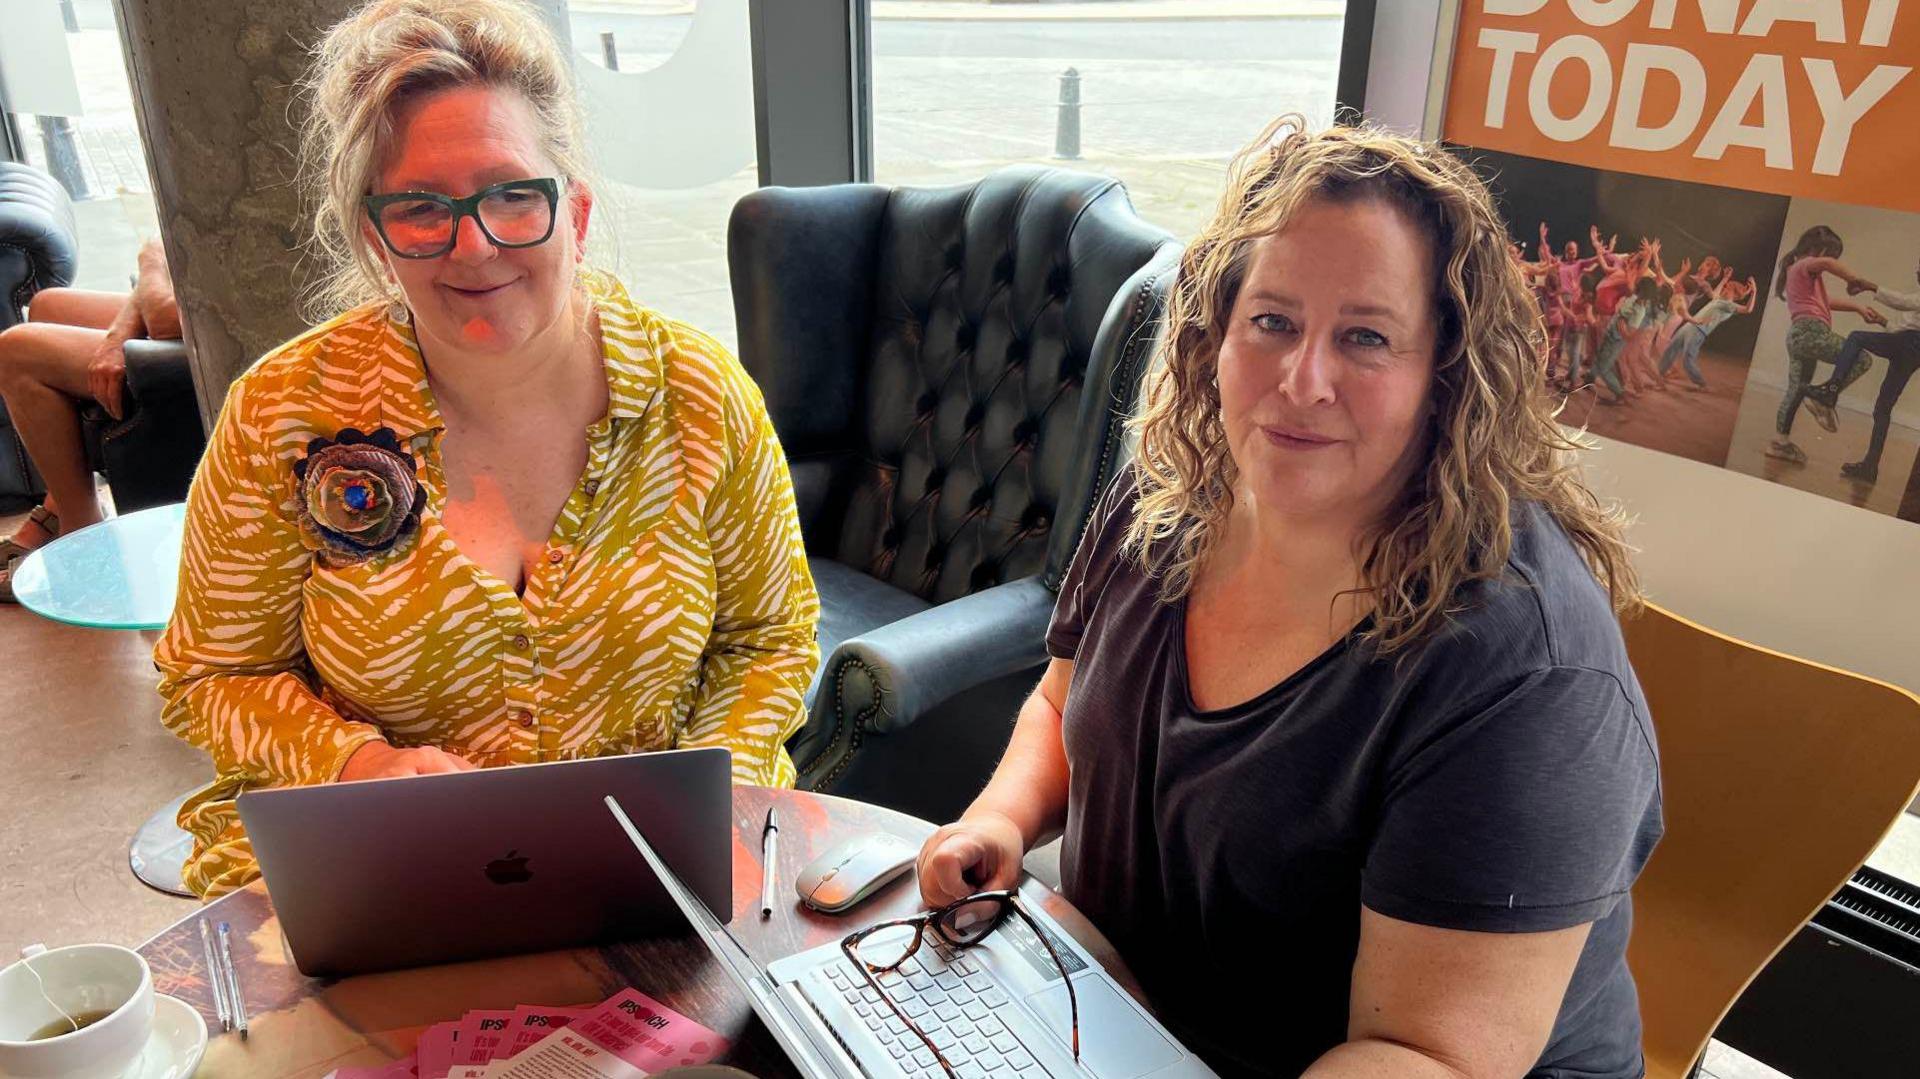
104, 295, 145, 344
156, 662, 386, 787
964, 669, 1073, 849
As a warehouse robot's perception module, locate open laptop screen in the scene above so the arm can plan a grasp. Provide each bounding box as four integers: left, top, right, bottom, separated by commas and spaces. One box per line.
603, 796, 855, 1079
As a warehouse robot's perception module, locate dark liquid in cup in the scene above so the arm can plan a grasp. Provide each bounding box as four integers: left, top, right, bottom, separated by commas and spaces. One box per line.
26, 1009, 115, 1041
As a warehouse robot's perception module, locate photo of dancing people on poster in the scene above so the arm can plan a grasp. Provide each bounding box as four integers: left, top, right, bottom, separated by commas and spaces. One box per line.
1727, 198, 1920, 521
1466, 147, 1788, 466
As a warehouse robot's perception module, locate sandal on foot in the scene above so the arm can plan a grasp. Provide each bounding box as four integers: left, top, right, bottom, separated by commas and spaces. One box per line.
0, 553, 24, 604
0, 505, 60, 564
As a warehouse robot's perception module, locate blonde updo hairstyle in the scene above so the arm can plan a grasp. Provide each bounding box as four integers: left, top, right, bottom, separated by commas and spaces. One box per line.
1126, 116, 1640, 655
299, 0, 595, 319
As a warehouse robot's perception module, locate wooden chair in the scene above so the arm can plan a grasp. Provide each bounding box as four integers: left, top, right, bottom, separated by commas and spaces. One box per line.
1622, 603, 1920, 1078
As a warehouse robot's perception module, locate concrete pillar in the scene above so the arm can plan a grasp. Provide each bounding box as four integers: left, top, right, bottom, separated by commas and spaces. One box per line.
114, 0, 571, 429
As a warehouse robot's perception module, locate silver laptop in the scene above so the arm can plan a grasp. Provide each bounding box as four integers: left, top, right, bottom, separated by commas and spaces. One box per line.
235, 748, 733, 977
606, 796, 1217, 1079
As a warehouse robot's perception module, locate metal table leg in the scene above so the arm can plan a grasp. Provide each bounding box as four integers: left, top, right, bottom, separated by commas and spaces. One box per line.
130, 790, 195, 897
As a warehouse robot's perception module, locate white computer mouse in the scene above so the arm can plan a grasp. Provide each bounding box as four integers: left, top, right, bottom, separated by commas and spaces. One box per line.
796, 832, 920, 913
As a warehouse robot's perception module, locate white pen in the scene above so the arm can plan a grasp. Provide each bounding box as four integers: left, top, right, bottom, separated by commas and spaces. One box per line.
197, 918, 230, 1032
760, 807, 779, 919
216, 921, 249, 1038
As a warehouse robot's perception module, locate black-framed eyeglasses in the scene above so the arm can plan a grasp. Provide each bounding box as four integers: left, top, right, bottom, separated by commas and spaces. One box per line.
361, 177, 561, 260
840, 890, 1080, 1077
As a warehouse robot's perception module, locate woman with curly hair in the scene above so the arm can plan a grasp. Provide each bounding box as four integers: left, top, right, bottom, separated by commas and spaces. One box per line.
913, 118, 1662, 1078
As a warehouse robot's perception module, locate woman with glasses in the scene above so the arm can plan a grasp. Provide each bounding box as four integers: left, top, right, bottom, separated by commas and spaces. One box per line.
154, 0, 818, 898
917, 119, 1663, 1078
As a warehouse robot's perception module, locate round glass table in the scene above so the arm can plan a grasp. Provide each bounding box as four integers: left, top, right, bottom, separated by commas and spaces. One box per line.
10, 501, 183, 630
13, 501, 197, 896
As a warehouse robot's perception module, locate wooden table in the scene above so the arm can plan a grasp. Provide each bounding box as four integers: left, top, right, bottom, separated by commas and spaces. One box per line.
138, 786, 1131, 1078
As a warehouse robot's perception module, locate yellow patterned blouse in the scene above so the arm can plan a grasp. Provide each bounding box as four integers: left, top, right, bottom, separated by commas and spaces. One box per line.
155, 273, 819, 898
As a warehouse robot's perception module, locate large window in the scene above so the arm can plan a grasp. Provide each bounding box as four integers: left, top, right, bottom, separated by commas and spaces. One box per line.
870, 0, 1346, 239
564, 0, 755, 351
4, 0, 159, 293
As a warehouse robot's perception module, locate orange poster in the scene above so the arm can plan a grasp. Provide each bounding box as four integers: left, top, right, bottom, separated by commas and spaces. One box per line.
1443, 0, 1920, 213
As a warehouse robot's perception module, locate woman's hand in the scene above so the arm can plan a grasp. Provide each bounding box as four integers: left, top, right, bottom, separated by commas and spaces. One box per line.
87, 338, 128, 420
339, 740, 478, 781
916, 812, 1026, 908
1864, 306, 1889, 327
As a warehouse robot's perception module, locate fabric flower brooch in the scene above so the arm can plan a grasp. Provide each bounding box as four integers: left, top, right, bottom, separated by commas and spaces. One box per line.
292, 426, 426, 566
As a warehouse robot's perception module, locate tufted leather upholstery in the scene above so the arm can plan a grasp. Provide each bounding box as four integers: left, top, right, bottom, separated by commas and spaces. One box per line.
0, 163, 80, 499
730, 165, 1179, 821
0, 162, 205, 511
0, 162, 80, 333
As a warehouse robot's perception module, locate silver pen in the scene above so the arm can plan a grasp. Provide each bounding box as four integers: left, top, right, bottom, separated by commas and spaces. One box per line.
759, 807, 779, 919
216, 921, 249, 1038
197, 918, 230, 1032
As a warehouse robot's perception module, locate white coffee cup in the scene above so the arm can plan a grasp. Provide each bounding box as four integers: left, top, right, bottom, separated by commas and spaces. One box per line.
0, 943, 155, 1078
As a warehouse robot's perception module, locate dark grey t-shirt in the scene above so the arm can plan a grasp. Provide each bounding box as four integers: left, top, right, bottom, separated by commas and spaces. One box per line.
1047, 472, 1663, 1078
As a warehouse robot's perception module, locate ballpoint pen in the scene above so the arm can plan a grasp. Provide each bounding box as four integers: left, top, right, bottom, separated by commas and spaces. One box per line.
197, 918, 230, 1032
216, 921, 249, 1039
760, 807, 779, 919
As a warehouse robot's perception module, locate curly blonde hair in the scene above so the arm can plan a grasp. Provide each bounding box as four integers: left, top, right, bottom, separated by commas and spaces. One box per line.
1125, 116, 1640, 655
297, 0, 595, 320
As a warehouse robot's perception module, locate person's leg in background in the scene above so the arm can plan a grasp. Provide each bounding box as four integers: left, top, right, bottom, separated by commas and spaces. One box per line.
1679, 327, 1710, 389
1772, 319, 1847, 462
1658, 324, 1692, 376
1841, 333, 1920, 484
1658, 324, 1708, 388
1592, 327, 1628, 403
1811, 330, 1914, 403
0, 289, 124, 591
1564, 330, 1587, 393
1901, 443, 1920, 522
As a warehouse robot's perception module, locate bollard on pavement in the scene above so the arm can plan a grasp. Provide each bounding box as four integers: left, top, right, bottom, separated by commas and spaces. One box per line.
601, 31, 619, 71
1054, 67, 1082, 161
36, 115, 88, 200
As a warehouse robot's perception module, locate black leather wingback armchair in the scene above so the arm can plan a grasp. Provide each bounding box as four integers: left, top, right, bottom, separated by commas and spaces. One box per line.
0, 162, 203, 512
729, 165, 1179, 821
0, 161, 79, 501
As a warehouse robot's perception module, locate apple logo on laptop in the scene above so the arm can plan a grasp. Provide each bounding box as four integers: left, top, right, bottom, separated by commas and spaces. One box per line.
485, 849, 533, 885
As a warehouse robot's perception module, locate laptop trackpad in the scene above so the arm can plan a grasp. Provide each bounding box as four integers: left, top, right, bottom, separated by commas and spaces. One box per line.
1023, 977, 1183, 1079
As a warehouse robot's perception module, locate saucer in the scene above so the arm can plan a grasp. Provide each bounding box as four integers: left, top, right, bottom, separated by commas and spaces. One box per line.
121, 994, 207, 1079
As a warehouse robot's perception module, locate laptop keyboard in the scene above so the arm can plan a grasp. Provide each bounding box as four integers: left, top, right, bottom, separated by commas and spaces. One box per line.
815, 940, 1051, 1078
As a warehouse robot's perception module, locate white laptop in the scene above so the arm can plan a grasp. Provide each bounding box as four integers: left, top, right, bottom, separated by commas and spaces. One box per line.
606, 795, 1217, 1079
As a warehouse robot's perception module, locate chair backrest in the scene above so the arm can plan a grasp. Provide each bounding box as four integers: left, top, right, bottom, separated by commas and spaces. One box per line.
1622, 603, 1920, 1078
0, 162, 79, 330
730, 165, 1178, 606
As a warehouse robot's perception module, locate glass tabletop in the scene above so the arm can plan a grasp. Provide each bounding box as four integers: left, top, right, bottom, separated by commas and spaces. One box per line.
11, 502, 186, 630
